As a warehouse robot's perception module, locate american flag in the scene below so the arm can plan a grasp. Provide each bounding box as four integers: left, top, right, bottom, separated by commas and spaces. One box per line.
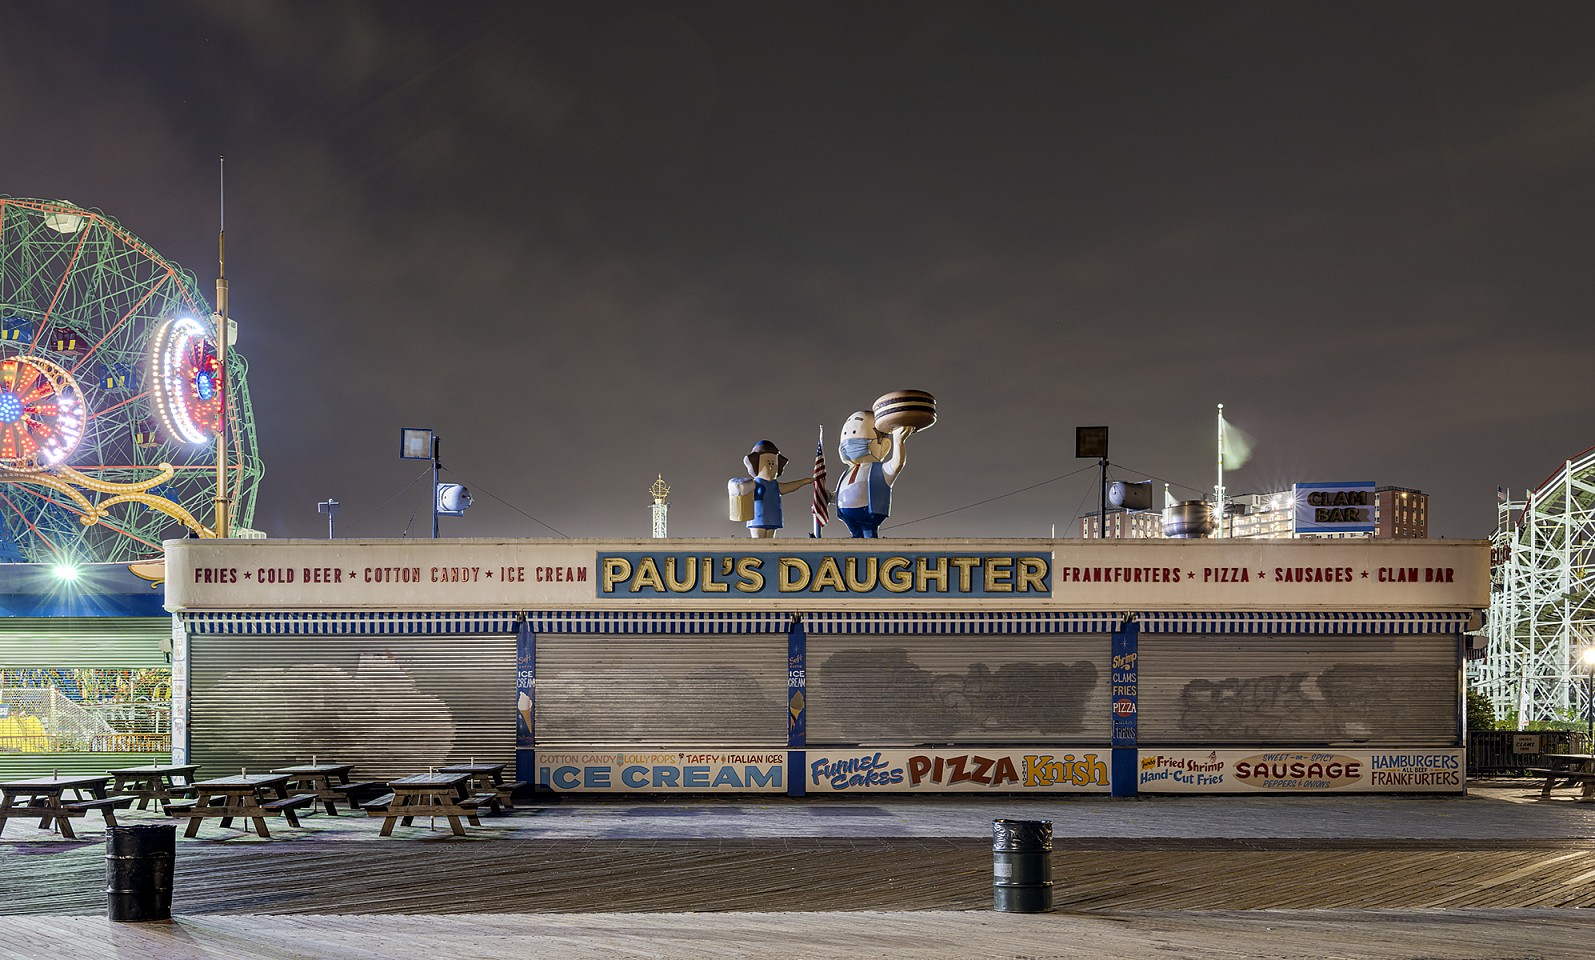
812, 428, 830, 536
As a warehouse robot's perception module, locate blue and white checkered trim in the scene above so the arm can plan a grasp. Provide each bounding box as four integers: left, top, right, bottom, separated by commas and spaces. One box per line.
179, 609, 1474, 636
529, 611, 791, 634
180, 611, 522, 635
1135, 611, 1472, 634
181, 610, 793, 635
800, 611, 1122, 634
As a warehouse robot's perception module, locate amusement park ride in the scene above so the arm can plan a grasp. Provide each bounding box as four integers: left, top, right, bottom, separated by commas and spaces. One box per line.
0, 196, 260, 565
1474, 448, 1595, 725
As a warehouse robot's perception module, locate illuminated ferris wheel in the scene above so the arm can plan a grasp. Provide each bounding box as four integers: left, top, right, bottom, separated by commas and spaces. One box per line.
0, 197, 261, 564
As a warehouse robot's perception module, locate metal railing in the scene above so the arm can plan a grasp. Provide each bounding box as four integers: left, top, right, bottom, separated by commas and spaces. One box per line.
0, 686, 120, 753
1467, 729, 1592, 776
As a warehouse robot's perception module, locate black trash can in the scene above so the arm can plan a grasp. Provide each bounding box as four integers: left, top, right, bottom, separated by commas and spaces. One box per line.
106, 824, 176, 922
992, 818, 1052, 913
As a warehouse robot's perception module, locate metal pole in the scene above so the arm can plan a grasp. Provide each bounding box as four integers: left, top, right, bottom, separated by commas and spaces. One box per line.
431, 436, 440, 539
1215, 403, 1224, 539
1587, 666, 1592, 746
213, 156, 231, 539
1099, 457, 1108, 539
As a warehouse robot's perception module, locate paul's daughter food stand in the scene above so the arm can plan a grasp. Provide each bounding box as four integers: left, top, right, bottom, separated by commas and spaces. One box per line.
164, 536, 1486, 796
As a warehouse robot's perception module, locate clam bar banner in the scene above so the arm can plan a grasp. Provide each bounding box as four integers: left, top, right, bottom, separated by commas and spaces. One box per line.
166, 538, 1488, 611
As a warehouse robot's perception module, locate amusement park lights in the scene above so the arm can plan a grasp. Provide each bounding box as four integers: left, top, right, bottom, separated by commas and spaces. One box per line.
51, 562, 80, 582
149, 316, 223, 445
0, 355, 87, 471
0, 197, 262, 563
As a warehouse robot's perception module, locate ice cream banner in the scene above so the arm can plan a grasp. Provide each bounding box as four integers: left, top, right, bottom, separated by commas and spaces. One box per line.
805, 748, 1111, 793
1136, 748, 1464, 793
536, 750, 786, 792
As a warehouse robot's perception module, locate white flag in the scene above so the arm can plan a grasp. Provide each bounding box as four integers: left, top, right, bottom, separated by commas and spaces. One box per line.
1220, 414, 1254, 471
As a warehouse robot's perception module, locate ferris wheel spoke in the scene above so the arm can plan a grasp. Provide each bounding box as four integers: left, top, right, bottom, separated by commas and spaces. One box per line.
0, 489, 68, 560
87, 389, 153, 422
68, 270, 174, 379
31, 215, 94, 349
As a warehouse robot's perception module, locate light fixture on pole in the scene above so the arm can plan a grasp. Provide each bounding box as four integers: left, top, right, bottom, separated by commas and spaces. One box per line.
1076, 426, 1109, 539
400, 427, 470, 537
318, 499, 340, 539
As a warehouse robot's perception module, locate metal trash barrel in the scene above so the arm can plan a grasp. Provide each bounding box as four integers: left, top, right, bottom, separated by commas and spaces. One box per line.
992, 818, 1052, 913
106, 824, 175, 922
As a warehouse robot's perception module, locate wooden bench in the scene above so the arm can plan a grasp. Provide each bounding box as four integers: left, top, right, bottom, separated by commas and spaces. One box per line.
1, 795, 136, 837
490, 780, 527, 810
1527, 767, 1595, 799
368, 778, 489, 837
164, 800, 197, 816
63, 795, 137, 828
260, 794, 319, 827
330, 781, 387, 809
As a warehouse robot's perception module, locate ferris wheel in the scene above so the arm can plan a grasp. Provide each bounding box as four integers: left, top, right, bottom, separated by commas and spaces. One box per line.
0, 197, 261, 564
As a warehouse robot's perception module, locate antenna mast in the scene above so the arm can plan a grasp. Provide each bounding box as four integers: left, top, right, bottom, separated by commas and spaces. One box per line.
1214, 403, 1225, 538
213, 157, 231, 538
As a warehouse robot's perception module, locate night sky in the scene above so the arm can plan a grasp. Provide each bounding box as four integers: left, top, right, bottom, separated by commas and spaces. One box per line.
5, 1, 1594, 544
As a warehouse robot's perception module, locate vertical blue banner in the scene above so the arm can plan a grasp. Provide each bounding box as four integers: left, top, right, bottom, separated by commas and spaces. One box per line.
515, 617, 536, 790
787, 616, 806, 797
1110, 619, 1138, 797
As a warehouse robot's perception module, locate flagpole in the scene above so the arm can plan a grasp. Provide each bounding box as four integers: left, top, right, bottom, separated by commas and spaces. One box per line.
812, 424, 824, 539
1215, 403, 1225, 539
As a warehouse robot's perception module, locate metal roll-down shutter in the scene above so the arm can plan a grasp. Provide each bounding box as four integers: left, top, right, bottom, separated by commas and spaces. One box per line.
188, 633, 515, 781
1137, 633, 1458, 747
805, 632, 1111, 746
535, 632, 788, 749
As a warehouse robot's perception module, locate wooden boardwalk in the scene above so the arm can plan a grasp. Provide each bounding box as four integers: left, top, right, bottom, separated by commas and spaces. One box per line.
3, 909, 1593, 960
7, 836, 1595, 915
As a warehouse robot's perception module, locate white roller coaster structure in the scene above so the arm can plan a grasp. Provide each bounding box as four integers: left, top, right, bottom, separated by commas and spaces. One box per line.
1473, 446, 1595, 723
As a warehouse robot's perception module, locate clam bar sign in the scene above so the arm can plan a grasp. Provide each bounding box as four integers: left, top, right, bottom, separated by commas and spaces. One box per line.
1294, 482, 1376, 534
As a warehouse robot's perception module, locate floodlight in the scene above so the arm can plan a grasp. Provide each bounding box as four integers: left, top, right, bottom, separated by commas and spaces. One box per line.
52, 563, 80, 582
400, 428, 433, 460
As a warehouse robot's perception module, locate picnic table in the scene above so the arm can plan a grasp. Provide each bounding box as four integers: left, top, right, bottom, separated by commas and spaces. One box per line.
365, 771, 496, 837
271, 763, 380, 815
439, 761, 524, 811
107, 763, 200, 811
168, 773, 317, 838
1527, 753, 1595, 800
0, 774, 134, 839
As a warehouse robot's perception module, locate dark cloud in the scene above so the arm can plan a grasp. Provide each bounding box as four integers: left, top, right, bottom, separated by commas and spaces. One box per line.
3, 0, 1595, 545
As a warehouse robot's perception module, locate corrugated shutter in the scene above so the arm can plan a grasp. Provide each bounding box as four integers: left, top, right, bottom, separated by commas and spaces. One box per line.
189, 633, 514, 781
806, 633, 1111, 746
1138, 633, 1458, 746
0, 617, 171, 667
535, 633, 787, 749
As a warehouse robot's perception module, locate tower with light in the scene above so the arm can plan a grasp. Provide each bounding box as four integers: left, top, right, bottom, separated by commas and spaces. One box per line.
650, 474, 670, 539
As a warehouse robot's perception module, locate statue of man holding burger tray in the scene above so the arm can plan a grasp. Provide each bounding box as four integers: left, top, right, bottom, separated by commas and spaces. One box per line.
834, 390, 936, 538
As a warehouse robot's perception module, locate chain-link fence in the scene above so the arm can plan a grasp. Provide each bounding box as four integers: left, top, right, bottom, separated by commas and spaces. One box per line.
0, 667, 171, 753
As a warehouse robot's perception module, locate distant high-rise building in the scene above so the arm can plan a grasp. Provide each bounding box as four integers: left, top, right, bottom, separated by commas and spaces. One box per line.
1373, 486, 1428, 539
1079, 507, 1167, 539
1079, 485, 1429, 540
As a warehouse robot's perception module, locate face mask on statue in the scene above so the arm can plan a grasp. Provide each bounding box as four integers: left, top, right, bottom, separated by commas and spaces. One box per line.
840, 437, 874, 461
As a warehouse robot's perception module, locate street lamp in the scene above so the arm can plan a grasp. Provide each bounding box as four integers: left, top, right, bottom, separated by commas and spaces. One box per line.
1583, 647, 1595, 745
399, 427, 470, 537
318, 499, 340, 539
